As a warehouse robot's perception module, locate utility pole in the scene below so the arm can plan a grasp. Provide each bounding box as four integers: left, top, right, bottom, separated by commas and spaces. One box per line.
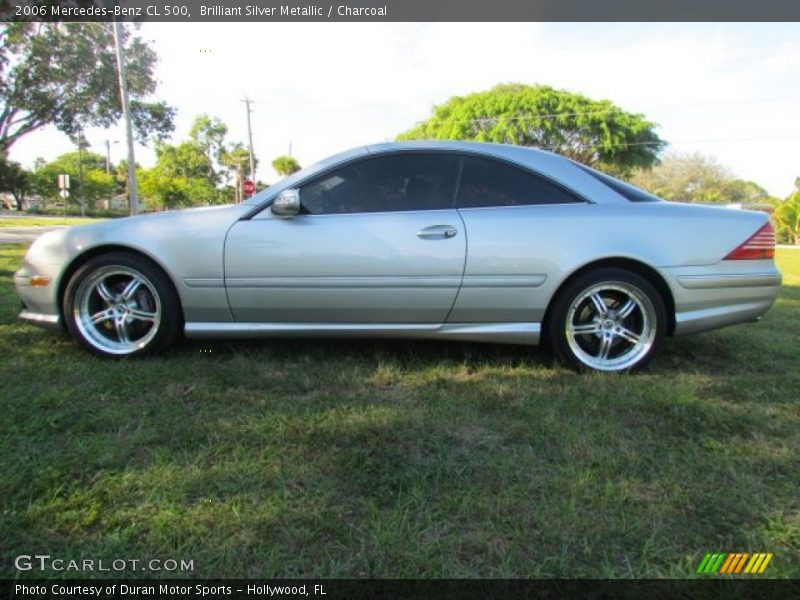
105, 139, 119, 174
77, 134, 85, 216
241, 96, 256, 184
105, 140, 111, 174
113, 21, 139, 215
237, 156, 249, 203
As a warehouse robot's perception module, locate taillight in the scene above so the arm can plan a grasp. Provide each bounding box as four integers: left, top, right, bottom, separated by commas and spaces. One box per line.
724, 222, 775, 260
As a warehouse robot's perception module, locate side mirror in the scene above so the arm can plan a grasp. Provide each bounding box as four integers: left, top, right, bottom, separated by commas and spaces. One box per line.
271, 189, 300, 218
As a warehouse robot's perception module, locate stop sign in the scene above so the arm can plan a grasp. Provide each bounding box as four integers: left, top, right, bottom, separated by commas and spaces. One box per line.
242, 180, 256, 196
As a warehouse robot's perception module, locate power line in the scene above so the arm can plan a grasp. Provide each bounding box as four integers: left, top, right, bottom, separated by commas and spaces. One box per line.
534, 134, 800, 151
411, 93, 800, 127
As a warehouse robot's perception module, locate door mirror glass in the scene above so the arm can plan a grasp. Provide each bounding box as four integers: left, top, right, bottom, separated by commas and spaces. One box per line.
271, 189, 301, 217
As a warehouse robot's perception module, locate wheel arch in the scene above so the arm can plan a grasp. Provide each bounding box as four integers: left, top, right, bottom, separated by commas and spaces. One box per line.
57, 244, 185, 327
543, 257, 676, 336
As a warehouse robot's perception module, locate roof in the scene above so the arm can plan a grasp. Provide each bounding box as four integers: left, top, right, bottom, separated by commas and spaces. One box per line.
244, 140, 629, 207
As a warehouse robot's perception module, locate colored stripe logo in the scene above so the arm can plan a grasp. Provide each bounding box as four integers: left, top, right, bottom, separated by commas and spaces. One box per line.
696, 552, 773, 574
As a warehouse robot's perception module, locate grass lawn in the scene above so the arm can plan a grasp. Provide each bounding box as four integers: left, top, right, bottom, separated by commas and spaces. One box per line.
0, 217, 106, 228
0, 245, 797, 579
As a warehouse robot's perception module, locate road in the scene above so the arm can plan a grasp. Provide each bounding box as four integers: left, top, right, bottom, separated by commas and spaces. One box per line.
0, 226, 67, 244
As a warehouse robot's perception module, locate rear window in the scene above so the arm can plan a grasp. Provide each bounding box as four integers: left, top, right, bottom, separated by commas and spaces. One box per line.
576, 164, 662, 203
457, 156, 582, 208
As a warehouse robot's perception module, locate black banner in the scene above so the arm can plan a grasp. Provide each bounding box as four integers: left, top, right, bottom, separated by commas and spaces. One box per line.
3, 579, 800, 600
3, 0, 800, 22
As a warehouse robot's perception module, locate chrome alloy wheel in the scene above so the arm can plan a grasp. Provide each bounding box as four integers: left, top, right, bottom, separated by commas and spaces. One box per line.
73, 265, 162, 356
565, 281, 657, 372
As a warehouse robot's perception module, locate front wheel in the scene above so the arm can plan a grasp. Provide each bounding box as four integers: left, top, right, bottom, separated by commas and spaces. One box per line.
547, 268, 667, 372
63, 252, 182, 357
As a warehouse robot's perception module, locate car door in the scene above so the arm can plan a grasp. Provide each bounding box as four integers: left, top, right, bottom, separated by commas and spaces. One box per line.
224, 152, 466, 323
448, 155, 587, 324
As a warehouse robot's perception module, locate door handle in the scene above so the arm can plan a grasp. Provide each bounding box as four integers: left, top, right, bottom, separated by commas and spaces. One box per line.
416, 225, 458, 240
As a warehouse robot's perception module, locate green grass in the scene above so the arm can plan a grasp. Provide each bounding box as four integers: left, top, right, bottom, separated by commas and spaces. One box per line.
0, 217, 106, 228
1, 245, 798, 579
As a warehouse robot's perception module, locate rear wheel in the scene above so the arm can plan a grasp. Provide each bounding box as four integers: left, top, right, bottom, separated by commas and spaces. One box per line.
547, 268, 666, 372
63, 252, 182, 357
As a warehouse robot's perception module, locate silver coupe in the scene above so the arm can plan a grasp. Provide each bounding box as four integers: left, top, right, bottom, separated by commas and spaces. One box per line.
15, 141, 781, 371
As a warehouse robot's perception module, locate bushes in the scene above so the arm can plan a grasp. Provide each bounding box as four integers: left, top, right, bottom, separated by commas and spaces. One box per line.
26, 206, 129, 219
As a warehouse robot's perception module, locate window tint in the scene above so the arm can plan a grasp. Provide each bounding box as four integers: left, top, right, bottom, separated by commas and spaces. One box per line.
299, 153, 459, 215
457, 156, 580, 209
576, 164, 662, 203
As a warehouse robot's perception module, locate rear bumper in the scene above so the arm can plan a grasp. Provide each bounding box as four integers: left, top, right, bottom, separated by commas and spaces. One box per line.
676, 271, 781, 289
673, 296, 778, 336
664, 263, 781, 336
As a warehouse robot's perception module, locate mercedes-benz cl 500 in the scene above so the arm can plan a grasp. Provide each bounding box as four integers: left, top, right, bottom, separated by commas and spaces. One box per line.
15, 141, 781, 371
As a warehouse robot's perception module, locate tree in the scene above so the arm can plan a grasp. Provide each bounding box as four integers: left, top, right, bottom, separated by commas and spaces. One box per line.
0, 22, 175, 157
139, 116, 236, 209
138, 141, 217, 210
189, 114, 229, 184
272, 155, 301, 176
397, 84, 665, 175
139, 167, 216, 211
0, 157, 29, 210
30, 151, 117, 209
774, 193, 800, 245
151, 140, 212, 182
138, 115, 256, 209
221, 143, 257, 203
629, 152, 771, 203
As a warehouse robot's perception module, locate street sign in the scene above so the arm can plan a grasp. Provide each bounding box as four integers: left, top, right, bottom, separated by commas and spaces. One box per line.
242, 179, 256, 196
59, 189, 70, 199
57, 174, 70, 190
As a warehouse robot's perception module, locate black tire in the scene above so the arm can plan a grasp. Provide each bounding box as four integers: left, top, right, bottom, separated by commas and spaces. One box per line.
546, 268, 667, 372
62, 252, 182, 358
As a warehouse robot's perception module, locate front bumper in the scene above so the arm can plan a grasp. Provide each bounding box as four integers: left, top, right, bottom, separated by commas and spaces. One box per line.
15, 260, 63, 332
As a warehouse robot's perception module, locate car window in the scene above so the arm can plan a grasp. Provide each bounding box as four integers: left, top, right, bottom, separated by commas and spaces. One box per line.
299, 153, 460, 215
457, 156, 581, 208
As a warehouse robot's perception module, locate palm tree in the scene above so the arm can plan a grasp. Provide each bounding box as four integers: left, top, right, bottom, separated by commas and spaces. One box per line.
774, 193, 800, 245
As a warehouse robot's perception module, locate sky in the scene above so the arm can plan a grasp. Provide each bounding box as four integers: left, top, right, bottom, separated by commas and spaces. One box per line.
9, 22, 800, 197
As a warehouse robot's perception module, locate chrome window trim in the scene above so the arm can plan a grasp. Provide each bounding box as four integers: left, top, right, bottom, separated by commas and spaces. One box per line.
241, 148, 592, 220
456, 202, 591, 212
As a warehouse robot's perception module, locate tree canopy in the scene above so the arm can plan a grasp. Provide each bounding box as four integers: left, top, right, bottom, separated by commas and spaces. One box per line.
222, 143, 258, 202
189, 114, 229, 185
774, 193, 799, 245
0, 157, 29, 210
30, 150, 118, 209
221, 144, 256, 182
398, 84, 665, 175
139, 140, 216, 210
272, 155, 301, 176
0, 22, 175, 157
629, 152, 772, 204
138, 115, 256, 209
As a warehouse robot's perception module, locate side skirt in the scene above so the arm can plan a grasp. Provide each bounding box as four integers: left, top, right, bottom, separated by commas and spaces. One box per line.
184, 322, 540, 346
